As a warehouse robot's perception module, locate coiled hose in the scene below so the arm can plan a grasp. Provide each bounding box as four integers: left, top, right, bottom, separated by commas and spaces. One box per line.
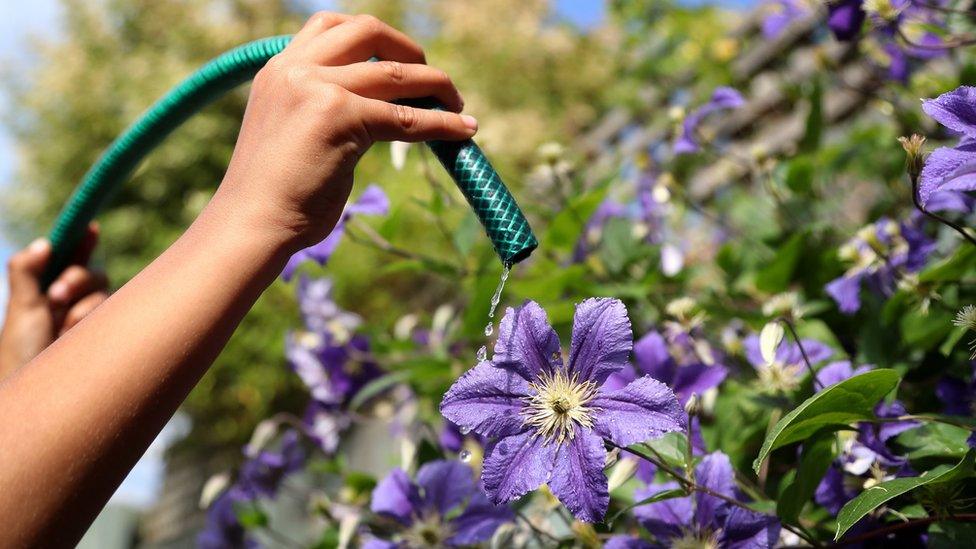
43, 36, 537, 287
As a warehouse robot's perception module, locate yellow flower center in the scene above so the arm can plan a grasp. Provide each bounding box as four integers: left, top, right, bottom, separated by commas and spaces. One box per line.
671, 530, 720, 549
523, 369, 599, 444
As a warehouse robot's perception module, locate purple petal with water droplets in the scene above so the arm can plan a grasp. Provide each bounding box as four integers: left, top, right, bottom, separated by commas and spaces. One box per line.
922, 86, 976, 139
439, 362, 530, 438
481, 430, 554, 505
590, 376, 685, 447
493, 301, 562, 382
568, 298, 633, 384
548, 428, 609, 522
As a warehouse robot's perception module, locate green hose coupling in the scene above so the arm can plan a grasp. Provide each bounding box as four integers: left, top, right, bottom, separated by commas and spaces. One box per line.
427, 139, 537, 265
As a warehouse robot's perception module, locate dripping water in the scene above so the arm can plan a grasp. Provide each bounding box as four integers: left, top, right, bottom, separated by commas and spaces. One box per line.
459, 449, 472, 463
488, 265, 511, 320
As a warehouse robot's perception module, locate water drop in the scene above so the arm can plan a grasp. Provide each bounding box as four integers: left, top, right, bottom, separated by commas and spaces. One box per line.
459, 450, 472, 462
459, 425, 472, 435
484, 322, 494, 337
477, 345, 488, 362
487, 265, 511, 320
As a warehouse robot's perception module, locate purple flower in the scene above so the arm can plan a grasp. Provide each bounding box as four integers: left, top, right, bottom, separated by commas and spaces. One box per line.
743, 333, 832, 393
303, 400, 351, 454
937, 364, 976, 416
296, 276, 362, 337
919, 87, 976, 206
606, 329, 727, 405
762, 0, 810, 40
197, 486, 257, 549
287, 331, 380, 406
674, 87, 744, 155
825, 217, 935, 314
237, 431, 305, 499
282, 184, 389, 280
629, 452, 780, 547
369, 460, 513, 547
440, 299, 685, 521
828, 0, 866, 41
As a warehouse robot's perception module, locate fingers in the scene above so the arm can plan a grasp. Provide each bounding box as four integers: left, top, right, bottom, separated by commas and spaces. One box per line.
358, 97, 478, 143
61, 291, 109, 335
288, 12, 354, 48
303, 14, 425, 66
47, 265, 109, 309
6, 239, 51, 306
319, 62, 464, 112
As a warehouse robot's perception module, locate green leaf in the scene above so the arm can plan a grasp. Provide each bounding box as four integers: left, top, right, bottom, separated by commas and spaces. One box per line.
606, 488, 687, 527
896, 422, 971, 461
919, 245, 976, 283
235, 504, 268, 528
639, 431, 691, 471
348, 371, 412, 411
835, 450, 976, 540
798, 78, 823, 152
453, 212, 482, 256
755, 233, 805, 292
753, 370, 900, 473
777, 432, 836, 522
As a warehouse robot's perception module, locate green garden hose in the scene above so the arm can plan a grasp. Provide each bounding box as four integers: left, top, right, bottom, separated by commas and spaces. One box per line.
43, 36, 537, 287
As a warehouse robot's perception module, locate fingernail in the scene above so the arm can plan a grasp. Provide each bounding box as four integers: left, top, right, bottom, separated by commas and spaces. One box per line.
48, 282, 68, 303
28, 238, 49, 254
460, 115, 478, 131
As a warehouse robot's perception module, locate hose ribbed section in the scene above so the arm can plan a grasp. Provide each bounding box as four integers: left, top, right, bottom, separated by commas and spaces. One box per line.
44, 35, 535, 286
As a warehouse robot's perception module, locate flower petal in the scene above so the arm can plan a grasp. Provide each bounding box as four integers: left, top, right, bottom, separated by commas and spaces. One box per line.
416, 460, 475, 515
922, 86, 976, 140
370, 468, 421, 525
346, 184, 390, 215
720, 506, 781, 549
919, 142, 976, 206
604, 536, 655, 549
548, 428, 610, 522
633, 331, 675, 381
815, 361, 870, 390
825, 273, 864, 315
591, 376, 686, 447
633, 481, 693, 541
448, 489, 514, 545
568, 298, 633, 384
493, 301, 563, 381
440, 362, 530, 438
481, 430, 554, 504
694, 452, 737, 530
672, 363, 728, 404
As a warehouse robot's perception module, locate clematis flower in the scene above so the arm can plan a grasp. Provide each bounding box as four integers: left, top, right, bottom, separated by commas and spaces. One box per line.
674, 87, 744, 155
824, 216, 934, 314
367, 460, 514, 547
612, 452, 780, 548
236, 431, 305, 499
303, 400, 351, 454
605, 329, 727, 406
743, 334, 832, 393
919, 87, 976, 206
197, 486, 257, 549
440, 299, 685, 521
296, 276, 362, 338
282, 184, 390, 280
761, 0, 810, 40
828, 0, 866, 41
287, 328, 380, 406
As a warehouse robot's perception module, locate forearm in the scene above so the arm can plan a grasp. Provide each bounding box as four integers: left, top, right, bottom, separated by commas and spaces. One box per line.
0, 193, 293, 547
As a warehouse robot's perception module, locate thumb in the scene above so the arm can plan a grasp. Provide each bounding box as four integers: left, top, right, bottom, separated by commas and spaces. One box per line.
7, 238, 51, 305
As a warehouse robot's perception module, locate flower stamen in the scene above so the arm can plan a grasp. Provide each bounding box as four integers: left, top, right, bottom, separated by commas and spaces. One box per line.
523, 369, 599, 444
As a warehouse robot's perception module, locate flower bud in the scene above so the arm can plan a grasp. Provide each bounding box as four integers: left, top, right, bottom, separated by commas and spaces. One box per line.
684, 393, 702, 416
898, 134, 927, 182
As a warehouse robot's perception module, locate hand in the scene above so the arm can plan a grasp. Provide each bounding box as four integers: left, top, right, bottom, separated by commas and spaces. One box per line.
213, 12, 477, 254
0, 224, 109, 377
